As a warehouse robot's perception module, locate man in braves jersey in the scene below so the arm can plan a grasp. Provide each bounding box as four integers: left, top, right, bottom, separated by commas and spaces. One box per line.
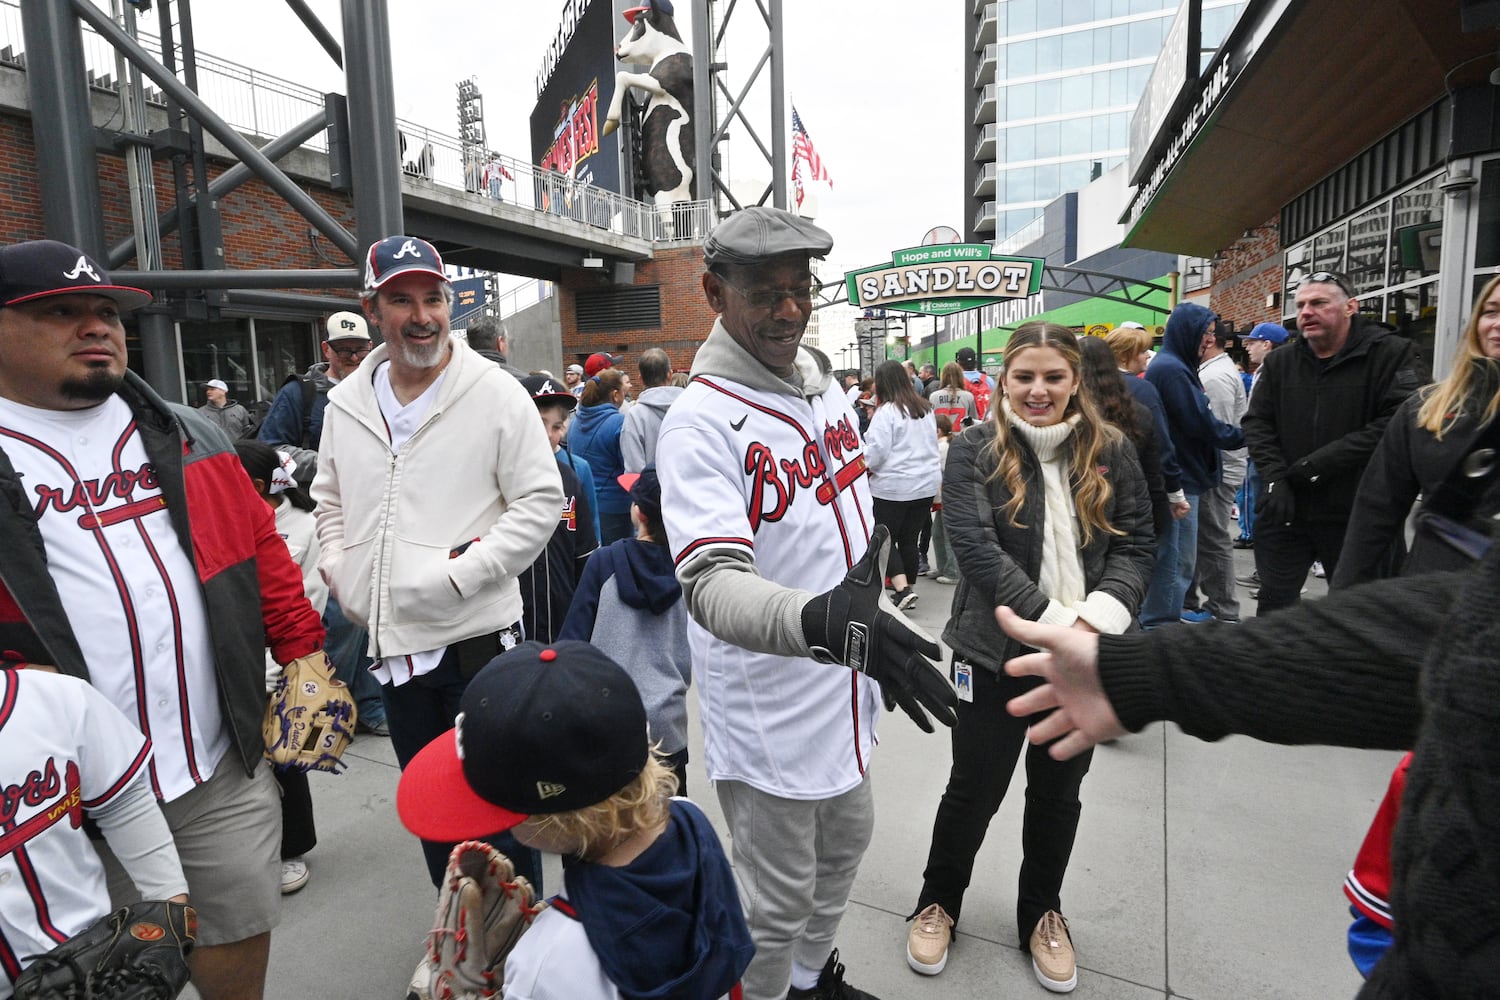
656, 207, 957, 1000
0, 669, 188, 999
0, 240, 327, 1000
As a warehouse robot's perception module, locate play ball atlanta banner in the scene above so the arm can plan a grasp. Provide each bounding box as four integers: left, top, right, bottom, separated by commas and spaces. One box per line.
844, 244, 1044, 316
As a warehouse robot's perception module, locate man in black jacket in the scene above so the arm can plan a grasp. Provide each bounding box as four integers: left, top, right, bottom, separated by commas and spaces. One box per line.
1241, 271, 1421, 612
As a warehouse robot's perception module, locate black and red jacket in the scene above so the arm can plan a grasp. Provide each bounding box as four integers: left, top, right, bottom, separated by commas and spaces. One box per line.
0, 373, 324, 778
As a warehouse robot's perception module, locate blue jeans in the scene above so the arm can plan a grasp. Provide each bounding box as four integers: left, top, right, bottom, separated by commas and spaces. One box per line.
1138, 494, 1200, 628
324, 595, 384, 727
381, 647, 543, 892
1236, 462, 1260, 541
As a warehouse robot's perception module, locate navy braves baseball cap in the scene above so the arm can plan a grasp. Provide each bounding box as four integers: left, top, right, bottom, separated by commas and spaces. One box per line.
616, 465, 662, 521
363, 236, 449, 292
521, 373, 577, 412
396, 641, 650, 842
0, 240, 153, 311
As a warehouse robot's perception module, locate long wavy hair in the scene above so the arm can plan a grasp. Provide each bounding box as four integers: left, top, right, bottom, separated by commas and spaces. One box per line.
981, 323, 1121, 542
939, 361, 967, 393
1079, 335, 1145, 452
873, 360, 930, 419
1417, 273, 1500, 438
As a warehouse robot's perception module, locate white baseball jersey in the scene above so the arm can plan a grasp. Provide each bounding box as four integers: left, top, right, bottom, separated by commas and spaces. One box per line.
0, 670, 152, 996
0, 396, 225, 802
657, 373, 879, 799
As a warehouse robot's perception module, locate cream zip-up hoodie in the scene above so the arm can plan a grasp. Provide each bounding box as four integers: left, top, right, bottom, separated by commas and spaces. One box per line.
311, 338, 563, 658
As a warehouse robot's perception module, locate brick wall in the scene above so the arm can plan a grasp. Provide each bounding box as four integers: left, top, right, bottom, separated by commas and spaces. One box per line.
558, 245, 716, 374
1208, 218, 1285, 333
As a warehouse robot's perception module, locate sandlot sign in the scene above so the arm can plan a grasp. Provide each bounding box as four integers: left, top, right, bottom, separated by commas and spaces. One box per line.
844, 244, 1044, 316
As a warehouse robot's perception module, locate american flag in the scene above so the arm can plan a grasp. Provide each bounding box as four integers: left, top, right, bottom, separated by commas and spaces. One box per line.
791, 105, 831, 207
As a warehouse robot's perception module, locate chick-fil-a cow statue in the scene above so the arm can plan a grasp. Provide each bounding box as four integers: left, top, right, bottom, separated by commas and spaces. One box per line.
602, 0, 695, 224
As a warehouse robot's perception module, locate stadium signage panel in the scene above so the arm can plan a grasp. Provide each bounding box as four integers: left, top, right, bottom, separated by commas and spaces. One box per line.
844, 244, 1045, 316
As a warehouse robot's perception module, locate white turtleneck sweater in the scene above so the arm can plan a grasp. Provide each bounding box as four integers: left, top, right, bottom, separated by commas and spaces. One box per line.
1006, 409, 1133, 635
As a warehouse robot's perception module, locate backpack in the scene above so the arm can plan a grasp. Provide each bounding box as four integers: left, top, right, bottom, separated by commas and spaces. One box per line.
965, 371, 992, 421
279, 372, 318, 449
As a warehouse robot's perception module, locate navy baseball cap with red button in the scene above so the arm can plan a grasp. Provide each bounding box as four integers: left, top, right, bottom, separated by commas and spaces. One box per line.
0, 240, 153, 311
363, 235, 449, 292
396, 641, 650, 842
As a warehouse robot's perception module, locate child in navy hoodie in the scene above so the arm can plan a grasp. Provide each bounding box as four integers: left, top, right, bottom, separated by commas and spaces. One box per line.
396, 641, 752, 1000
559, 465, 693, 793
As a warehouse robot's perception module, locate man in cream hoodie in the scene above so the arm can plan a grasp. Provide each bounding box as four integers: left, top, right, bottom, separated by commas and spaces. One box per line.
310, 236, 562, 905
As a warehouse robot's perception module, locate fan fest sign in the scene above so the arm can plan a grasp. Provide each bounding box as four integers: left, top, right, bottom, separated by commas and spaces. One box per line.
844, 244, 1044, 316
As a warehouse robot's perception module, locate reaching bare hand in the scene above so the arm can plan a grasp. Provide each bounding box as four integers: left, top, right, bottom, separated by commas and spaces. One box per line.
997, 607, 1126, 759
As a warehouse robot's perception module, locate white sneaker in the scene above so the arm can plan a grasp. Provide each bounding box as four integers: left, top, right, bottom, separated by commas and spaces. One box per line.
406, 955, 433, 1000
1312, 561, 1326, 578
279, 858, 309, 895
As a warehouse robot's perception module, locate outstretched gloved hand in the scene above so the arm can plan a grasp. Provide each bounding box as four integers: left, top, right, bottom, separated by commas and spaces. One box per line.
801, 525, 958, 733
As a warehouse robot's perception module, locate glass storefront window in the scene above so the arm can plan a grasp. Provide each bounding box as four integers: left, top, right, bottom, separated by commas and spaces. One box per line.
1388, 174, 1443, 286
1346, 201, 1389, 297
1386, 280, 1439, 373
255, 320, 317, 402
1313, 224, 1346, 274
1476, 160, 1500, 269
1284, 241, 1312, 305
180, 319, 253, 406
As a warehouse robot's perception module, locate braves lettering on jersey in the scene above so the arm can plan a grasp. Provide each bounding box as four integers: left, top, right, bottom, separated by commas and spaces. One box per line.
0, 396, 224, 802
657, 373, 878, 799
0, 670, 152, 997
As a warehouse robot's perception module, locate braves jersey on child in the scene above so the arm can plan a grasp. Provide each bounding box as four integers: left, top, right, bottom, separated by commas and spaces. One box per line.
658, 366, 879, 799
0, 395, 223, 802
0, 670, 156, 997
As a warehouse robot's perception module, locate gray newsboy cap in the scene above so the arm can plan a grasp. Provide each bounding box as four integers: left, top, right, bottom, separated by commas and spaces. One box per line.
703, 206, 834, 267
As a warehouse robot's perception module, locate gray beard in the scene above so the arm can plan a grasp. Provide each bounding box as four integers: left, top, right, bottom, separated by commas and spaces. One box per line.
391, 333, 447, 370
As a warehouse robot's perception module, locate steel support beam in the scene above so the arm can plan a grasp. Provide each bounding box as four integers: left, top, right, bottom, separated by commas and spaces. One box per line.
21, 2, 104, 253
107, 111, 330, 270
69, 0, 360, 260
341, 0, 405, 253
284, 0, 344, 67
136, 312, 182, 403
113, 269, 362, 290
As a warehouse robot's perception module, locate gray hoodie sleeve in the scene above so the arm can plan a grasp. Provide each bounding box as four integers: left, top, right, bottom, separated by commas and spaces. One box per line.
676, 547, 814, 657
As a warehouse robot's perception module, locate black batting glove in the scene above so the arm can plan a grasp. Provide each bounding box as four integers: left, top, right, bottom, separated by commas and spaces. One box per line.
1257, 479, 1296, 527
801, 525, 958, 732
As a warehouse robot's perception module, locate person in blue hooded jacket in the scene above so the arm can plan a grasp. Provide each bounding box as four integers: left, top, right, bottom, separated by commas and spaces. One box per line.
1138, 302, 1244, 628
573, 368, 634, 543
560, 466, 693, 794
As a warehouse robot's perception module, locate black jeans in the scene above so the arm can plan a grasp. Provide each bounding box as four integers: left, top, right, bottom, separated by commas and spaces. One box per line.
873, 496, 936, 581
382, 640, 543, 892
916, 658, 1093, 946
275, 766, 316, 859
1252, 516, 1350, 614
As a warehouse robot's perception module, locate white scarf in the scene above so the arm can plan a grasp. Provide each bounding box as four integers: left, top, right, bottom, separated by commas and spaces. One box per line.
1006, 409, 1087, 607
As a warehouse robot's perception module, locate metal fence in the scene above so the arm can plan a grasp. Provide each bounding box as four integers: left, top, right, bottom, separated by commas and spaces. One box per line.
0, 1, 714, 244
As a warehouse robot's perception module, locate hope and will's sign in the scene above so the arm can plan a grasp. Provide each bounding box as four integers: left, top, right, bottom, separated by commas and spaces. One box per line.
844, 244, 1044, 316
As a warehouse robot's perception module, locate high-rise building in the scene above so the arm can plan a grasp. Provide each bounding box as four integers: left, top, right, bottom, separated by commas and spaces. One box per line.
966, 0, 1245, 245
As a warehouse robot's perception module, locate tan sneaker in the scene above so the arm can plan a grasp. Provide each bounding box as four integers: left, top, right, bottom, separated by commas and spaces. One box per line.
906, 903, 954, 975
1029, 911, 1077, 993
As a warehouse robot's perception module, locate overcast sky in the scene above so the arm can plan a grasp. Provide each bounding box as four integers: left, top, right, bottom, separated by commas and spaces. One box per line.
182, 1, 964, 351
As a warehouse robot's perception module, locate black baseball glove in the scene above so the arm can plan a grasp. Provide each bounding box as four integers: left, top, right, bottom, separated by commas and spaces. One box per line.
14, 900, 196, 1000
801, 525, 958, 732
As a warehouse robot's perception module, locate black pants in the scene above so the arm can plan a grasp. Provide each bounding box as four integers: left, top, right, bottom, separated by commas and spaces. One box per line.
1253, 516, 1350, 614
873, 496, 936, 581
916, 659, 1093, 946
276, 766, 316, 859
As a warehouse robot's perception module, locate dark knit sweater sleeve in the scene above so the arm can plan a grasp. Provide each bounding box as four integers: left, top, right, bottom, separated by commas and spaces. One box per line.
1095, 570, 1464, 748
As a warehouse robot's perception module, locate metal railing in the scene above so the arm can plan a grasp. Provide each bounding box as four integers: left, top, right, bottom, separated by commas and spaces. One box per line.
0, 1, 713, 244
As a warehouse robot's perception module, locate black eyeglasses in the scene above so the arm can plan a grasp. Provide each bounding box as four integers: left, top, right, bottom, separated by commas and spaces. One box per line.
329, 343, 372, 359
716, 275, 823, 310
1298, 271, 1355, 297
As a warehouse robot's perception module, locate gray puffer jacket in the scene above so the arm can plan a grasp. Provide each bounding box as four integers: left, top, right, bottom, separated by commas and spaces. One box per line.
942, 421, 1154, 673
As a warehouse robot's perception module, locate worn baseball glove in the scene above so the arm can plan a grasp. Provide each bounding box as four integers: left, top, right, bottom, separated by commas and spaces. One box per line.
424, 841, 545, 999
262, 651, 357, 772
14, 900, 196, 1000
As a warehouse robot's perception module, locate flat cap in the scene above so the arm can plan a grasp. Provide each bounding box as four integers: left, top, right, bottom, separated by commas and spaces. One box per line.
703, 206, 833, 267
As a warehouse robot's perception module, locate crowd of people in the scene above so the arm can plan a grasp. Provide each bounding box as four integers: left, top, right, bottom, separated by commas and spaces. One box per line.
0, 208, 1491, 1000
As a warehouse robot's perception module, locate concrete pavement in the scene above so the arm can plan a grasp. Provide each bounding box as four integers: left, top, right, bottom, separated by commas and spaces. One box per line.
233, 547, 1396, 999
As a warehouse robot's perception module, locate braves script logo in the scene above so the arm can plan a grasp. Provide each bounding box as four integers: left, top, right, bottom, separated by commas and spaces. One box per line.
30, 462, 166, 530
392, 239, 422, 260
62, 256, 102, 282
744, 415, 865, 530
560, 495, 577, 532
0, 759, 83, 859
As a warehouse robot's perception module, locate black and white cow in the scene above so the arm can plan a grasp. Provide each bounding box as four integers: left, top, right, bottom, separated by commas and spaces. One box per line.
602, 0, 695, 212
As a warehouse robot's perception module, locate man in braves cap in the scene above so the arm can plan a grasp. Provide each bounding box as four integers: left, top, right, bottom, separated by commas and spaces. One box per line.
396, 640, 751, 1000
311, 235, 563, 993
0, 238, 328, 1000
655, 206, 958, 1000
